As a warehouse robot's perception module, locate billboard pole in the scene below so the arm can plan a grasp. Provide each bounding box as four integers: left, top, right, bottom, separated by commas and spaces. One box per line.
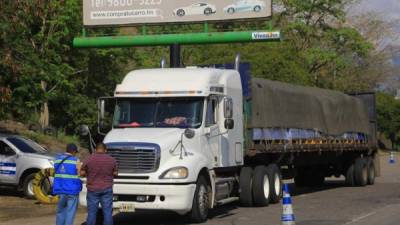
170, 44, 181, 68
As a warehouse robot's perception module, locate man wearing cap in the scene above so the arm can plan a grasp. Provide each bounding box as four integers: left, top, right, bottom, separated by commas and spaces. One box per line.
53, 143, 82, 225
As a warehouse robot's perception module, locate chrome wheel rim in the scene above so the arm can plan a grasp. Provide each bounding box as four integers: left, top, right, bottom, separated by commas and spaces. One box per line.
263, 175, 270, 199
274, 174, 281, 196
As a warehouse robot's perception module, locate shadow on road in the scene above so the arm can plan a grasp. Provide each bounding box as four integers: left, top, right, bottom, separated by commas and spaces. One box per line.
0, 186, 23, 197
86, 180, 348, 225
109, 202, 239, 225
289, 179, 349, 197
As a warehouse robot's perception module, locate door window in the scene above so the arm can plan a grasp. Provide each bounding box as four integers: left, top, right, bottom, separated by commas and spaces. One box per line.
0, 141, 15, 156
206, 97, 218, 127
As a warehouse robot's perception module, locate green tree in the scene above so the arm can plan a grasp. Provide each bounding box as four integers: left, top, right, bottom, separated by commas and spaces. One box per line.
376, 92, 400, 150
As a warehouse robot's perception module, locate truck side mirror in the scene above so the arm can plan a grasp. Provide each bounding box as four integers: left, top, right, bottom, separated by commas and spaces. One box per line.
97, 97, 115, 135
224, 97, 233, 119
78, 125, 90, 136
224, 119, 234, 130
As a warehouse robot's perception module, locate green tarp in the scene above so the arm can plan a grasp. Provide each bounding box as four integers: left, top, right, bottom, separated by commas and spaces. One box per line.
249, 78, 371, 136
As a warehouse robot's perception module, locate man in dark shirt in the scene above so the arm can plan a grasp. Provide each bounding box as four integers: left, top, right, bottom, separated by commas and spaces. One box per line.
81, 143, 117, 225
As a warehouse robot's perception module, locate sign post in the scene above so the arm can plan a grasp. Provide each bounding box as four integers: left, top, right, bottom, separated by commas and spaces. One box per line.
170, 44, 181, 68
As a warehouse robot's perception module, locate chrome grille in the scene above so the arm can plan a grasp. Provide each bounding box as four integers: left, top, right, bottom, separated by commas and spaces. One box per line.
107, 145, 160, 174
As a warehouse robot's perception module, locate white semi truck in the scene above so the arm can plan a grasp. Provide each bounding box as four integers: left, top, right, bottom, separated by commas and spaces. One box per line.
80, 60, 378, 223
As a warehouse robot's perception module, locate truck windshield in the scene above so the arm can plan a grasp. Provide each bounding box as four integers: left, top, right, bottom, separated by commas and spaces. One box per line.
113, 98, 204, 129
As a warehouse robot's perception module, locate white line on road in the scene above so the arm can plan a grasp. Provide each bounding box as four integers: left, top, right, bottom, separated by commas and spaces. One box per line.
342, 211, 378, 225
341, 204, 396, 225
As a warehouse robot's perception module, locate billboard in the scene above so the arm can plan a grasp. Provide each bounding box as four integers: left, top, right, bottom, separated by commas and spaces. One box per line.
83, 0, 272, 26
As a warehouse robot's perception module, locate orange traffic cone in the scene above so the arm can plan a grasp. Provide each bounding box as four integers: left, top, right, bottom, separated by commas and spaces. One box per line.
281, 183, 295, 225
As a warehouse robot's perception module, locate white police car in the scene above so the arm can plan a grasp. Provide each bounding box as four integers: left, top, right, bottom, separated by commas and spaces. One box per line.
0, 134, 54, 198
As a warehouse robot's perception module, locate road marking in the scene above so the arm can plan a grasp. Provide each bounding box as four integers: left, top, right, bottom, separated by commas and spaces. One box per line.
342, 211, 377, 225
342, 204, 398, 225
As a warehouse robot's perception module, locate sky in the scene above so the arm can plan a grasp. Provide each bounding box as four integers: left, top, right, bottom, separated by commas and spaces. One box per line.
355, 0, 400, 46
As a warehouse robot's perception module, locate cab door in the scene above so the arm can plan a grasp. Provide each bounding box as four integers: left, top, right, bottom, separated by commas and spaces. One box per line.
205, 96, 221, 167
0, 140, 18, 184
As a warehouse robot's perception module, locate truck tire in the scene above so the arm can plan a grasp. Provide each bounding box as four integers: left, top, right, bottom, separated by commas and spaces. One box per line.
266, 164, 282, 204
366, 157, 375, 185
354, 157, 367, 187
22, 173, 37, 199
252, 166, 270, 207
190, 176, 210, 223
239, 167, 253, 207
345, 163, 355, 186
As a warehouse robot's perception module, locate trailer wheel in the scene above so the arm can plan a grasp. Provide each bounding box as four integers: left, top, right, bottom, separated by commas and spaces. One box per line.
266, 164, 282, 203
239, 167, 253, 207
252, 166, 270, 207
345, 163, 355, 186
366, 157, 375, 185
354, 157, 367, 187
190, 176, 210, 223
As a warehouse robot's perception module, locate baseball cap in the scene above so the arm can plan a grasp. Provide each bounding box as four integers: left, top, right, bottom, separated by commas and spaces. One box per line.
66, 143, 78, 152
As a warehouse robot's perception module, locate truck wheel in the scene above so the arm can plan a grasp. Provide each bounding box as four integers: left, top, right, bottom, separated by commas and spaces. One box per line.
239, 167, 253, 207
190, 176, 210, 223
252, 166, 270, 207
345, 163, 355, 186
354, 157, 367, 187
266, 164, 282, 204
366, 157, 375, 185
22, 173, 36, 199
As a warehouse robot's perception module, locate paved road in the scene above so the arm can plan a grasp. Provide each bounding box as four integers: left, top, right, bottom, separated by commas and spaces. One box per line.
1, 153, 399, 225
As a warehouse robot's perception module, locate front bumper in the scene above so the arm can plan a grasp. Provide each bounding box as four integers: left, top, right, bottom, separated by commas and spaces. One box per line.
79, 183, 196, 215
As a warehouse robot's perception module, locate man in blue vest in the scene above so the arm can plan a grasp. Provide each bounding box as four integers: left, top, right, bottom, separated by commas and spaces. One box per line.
53, 143, 82, 225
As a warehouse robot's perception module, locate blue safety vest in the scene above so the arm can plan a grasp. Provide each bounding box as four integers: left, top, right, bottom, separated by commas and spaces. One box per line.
52, 154, 82, 195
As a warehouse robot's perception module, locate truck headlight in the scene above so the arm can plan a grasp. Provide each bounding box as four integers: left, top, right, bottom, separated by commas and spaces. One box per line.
159, 167, 188, 179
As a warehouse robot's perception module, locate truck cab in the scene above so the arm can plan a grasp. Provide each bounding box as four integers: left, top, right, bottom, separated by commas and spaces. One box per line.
79, 68, 245, 222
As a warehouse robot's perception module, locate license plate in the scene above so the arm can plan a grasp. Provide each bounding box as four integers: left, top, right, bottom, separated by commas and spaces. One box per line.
119, 203, 135, 212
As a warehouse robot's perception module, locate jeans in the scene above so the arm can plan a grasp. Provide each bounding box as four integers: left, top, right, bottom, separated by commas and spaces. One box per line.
56, 194, 79, 225
86, 188, 113, 225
